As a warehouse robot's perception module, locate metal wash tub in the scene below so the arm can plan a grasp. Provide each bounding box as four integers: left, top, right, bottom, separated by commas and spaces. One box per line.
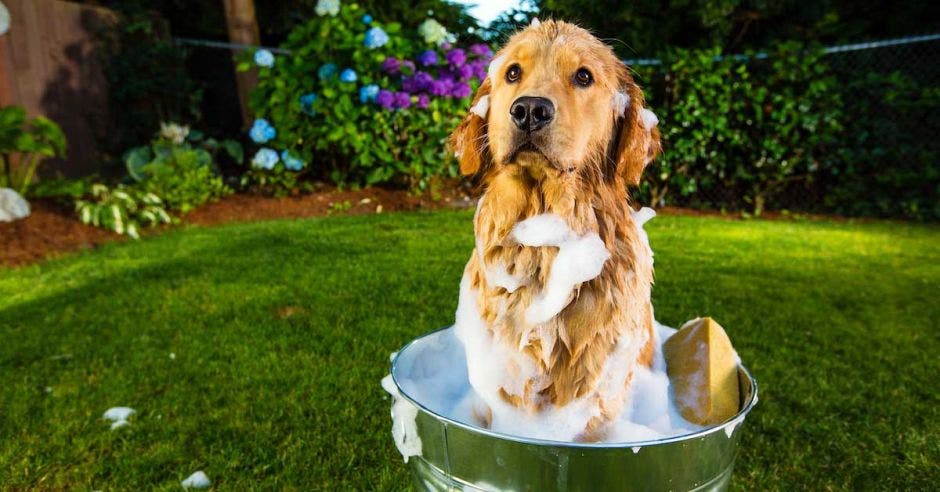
389, 328, 759, 492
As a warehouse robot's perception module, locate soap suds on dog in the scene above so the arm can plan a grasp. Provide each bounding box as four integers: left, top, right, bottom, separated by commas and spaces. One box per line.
385, 209, 706, 444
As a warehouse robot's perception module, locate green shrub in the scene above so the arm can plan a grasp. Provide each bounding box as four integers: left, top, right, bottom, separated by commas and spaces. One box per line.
825, 71, 940, 220
637, 44, 842, 215
124, 123, 236, 213
0, 106, 67, 195
242, 2, 490, 191
75, 184, 172, 239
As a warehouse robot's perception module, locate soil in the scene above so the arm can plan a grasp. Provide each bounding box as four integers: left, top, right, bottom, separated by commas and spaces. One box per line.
1, 184, 862, 269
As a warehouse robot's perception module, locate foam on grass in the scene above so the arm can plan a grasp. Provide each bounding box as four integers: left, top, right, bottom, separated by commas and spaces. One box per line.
102, 407, 135, 430
181, 471, 211, 489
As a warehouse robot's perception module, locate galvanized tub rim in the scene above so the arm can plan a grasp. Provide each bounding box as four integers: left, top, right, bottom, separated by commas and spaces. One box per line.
390, 326, 758, 450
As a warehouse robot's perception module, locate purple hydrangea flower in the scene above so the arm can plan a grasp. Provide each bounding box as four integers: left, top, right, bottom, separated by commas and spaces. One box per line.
376, 89, 395, 110
393, 91, 411, 109
469, 43, 493, 58
469, 59, 488, 80
446, 49, 467, 67
381, 57, 400, 74
442, 42, 453, 51
451, 82, 472, 98
417, 50, 438, 66
417, 94, 430, 109
429, 79, 449, 97
401, 60, 416, 74
414, 72, 434, 91
456, 64, 473, 81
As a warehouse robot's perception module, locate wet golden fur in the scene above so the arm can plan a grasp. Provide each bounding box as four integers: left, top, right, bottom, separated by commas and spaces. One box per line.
450, 20, 661, 440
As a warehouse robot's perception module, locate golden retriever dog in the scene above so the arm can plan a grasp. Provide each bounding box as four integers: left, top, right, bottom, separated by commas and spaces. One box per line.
449, 19, 661, 441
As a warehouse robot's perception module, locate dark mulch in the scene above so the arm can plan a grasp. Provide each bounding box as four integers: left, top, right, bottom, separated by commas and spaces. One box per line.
1, 186, 475, 268
0, 200, 124, 268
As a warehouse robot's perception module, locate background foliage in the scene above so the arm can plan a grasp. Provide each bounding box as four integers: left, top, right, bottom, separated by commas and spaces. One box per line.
244, 3, 488, 191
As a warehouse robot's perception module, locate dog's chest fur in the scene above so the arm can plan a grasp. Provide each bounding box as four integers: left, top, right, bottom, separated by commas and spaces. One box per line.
465, 164, 655, 414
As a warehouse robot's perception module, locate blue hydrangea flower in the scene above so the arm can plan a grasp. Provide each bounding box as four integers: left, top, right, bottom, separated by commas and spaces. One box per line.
359, 84, 379, 104
254, 49, 275, 68
317, 63, 338, 80
281, 150, 305, 171
364, 26, 389, 49
251, 148, 279, 170
299, 93, 317, 116
339, 68, 357, 83
314, 0, 340, 17
362, 14, 373, 24
249, 118, 276, 144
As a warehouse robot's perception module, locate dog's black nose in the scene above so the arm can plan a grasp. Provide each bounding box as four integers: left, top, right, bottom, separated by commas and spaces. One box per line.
510, 96, 554, 132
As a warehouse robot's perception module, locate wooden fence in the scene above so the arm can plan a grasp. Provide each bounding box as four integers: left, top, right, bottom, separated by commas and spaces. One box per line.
0, 0, 116, 177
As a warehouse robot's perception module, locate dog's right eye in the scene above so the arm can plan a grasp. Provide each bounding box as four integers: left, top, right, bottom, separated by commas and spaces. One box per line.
505, 64, 522, 83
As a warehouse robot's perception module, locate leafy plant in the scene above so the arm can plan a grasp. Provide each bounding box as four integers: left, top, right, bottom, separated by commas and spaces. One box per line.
123, 123, 235, 213
0, 106, 67, 195
27, 177, 91, 201
75, 183, 172, 238
242, 2, 491, 191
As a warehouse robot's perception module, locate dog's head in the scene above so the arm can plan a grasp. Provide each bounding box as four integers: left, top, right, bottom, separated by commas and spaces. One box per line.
450, 20, 660, 186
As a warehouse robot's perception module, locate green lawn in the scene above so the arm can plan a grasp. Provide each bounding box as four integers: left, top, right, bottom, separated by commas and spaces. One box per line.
1, 211, 937, 490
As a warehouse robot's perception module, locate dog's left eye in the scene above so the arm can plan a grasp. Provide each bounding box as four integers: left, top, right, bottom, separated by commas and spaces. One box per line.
574, 68, 593, 87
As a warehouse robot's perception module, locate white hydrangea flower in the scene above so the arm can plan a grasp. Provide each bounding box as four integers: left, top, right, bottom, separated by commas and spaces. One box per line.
315, 0, 340, 17
159, 122, 189, 145
418, 18, 449, 46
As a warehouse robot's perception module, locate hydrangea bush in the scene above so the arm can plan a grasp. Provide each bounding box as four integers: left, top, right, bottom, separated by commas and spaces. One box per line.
239, 1, 491, 190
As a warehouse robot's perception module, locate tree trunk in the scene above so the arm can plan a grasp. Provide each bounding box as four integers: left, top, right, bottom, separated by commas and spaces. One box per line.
222, 0, 260, 128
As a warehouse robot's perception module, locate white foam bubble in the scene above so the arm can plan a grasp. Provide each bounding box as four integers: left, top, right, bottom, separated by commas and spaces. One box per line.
613, 92, 631, 115
488, 54, 506, 79
381, 374, 423, 462
470, 95, 490, 118
640, 108, 659, 129
181, 471, 211, 489
102, 407, 135, 430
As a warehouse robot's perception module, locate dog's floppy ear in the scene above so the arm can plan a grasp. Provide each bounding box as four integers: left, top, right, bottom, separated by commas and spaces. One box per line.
449, 78, 492, 176
611, 79, 661, 185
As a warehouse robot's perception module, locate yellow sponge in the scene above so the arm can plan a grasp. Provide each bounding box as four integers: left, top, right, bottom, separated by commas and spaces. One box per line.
663, 317, 740, 426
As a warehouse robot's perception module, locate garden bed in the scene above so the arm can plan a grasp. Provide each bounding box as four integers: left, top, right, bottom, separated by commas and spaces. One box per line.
0, 186, 474, 268
2, 185, 876, 269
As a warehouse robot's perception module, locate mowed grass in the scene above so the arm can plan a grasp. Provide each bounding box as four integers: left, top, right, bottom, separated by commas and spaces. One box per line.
1, 210, 937, 490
